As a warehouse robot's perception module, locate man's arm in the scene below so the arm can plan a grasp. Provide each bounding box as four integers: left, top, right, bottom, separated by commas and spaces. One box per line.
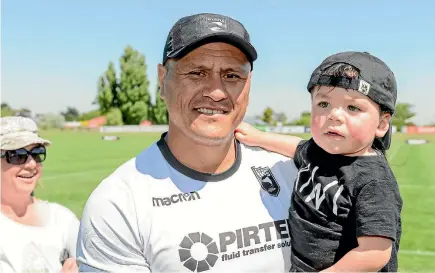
76, 175, 150, 272
235, 122, 303, 157
321, 236, 392, 272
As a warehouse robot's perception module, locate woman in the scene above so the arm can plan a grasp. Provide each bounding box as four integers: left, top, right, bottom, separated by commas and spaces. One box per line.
1, 116, 79, 273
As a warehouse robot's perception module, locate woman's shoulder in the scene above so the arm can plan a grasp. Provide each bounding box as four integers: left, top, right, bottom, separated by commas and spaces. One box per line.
36, 199, 79, 225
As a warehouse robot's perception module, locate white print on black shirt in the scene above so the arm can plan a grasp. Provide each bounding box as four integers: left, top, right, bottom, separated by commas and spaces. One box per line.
295, 163, 344, 215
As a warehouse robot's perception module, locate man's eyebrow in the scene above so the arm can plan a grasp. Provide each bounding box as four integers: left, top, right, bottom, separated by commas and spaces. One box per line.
181, 64, 210, 70
222, 63, 251, 73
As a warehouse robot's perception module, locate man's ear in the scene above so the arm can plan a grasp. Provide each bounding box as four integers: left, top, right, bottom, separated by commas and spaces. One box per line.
376, 112, 392, 138
157, 64, 167, 99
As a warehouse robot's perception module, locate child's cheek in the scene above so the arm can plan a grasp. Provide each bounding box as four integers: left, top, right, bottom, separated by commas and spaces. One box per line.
347, 120, 373, 143
311, 115, 325, 136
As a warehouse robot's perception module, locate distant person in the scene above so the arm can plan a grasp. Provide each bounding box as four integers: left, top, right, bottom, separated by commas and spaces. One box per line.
235, 52, 403, 272
1, 116, 79, 273
76, 13, 297, 272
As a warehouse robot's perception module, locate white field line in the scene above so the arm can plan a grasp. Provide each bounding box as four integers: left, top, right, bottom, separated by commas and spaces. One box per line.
399, 249, 435, 256
387, 143, 403, 162
42, 168, 111, 181
42, 156, 130, 181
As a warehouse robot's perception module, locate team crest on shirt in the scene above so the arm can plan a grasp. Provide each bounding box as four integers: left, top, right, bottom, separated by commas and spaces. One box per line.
251, 166, 280, 197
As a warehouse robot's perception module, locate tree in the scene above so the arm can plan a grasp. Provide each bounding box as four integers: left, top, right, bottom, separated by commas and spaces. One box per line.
38, 113, 65, 130
1, 103, 16, 117
16, 108, 32, 118
261, 107, 274, 125
149, 85, 169, 124
78, 109, 101, 121
117, 46, 151, 124
97, 62, 118, 114
289, 111, 311, 126
106, 108, 123, 125
392, 103, 416, 131
61, 107, 80, 121
274, 112, 287, 125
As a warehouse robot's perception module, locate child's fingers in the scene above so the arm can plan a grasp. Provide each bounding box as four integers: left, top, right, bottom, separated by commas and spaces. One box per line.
61, 258, 78, 273
235, 132, 246, 141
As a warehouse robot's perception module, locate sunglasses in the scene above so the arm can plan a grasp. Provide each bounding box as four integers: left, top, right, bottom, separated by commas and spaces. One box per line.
0, 145, 47, 165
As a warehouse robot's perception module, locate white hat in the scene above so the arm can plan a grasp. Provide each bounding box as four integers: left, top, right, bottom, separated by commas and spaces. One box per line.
0, 116, 51, 150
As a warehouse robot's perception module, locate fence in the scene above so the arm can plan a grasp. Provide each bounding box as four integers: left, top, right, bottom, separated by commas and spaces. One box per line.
98, 125, 404, 134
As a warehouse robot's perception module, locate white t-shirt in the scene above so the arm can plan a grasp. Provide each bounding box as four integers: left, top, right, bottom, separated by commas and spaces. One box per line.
77, 134, 298, 272
0, 200, 79, 273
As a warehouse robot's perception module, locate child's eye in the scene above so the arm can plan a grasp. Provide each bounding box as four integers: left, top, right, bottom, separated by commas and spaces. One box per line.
348, 105, 361, 112
317, 102, 329, 108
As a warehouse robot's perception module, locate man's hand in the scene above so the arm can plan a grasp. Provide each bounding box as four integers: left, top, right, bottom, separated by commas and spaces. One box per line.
235, 122, 263, 147
61, 258, 78, 273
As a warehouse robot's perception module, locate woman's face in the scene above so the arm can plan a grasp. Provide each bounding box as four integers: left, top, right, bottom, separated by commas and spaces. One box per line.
1, 144, 45, 197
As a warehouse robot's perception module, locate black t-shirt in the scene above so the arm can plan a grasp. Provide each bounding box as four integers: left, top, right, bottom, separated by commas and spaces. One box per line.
290, 138, 403, 272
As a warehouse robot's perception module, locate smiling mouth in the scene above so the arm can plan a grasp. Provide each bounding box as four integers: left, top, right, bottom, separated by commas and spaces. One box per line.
17, 173, 37, 179
196, 108, 228, 115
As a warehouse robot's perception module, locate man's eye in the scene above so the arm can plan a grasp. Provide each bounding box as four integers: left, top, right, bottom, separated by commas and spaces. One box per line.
225, 73, 241, 79
188, 71, 204, 76
348, 105, 361, 112
317, 102, 329, 108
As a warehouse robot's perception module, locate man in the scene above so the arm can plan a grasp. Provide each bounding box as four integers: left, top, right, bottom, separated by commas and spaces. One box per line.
77, 13, 297, 272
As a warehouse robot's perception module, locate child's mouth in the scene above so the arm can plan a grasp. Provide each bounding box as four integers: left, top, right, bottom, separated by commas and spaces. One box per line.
326, 131, 344, 137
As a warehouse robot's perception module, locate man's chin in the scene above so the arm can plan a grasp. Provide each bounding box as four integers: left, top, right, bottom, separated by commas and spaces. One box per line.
190, 128, 233, 146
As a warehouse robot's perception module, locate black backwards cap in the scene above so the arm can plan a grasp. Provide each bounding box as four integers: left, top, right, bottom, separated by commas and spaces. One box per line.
307, 51, 397, 150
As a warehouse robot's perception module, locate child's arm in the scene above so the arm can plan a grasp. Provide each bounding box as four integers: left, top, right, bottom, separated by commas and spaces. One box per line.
320, 236, 392, 272
322, 178, 401, 272
234, 122, 303, 158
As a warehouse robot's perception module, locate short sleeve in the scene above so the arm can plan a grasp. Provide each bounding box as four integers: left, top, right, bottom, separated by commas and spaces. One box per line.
64, 208, 79, 258
293, 139, 309, 169
49, 202, 80, 260
355, 179, 402, 241
76, 175, 150, 272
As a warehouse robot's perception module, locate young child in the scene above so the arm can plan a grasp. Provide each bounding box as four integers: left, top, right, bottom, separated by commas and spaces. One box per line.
235, 51, 403, 272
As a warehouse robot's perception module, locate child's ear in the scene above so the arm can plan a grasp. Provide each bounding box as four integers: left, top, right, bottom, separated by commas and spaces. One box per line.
376, 113, 391, 138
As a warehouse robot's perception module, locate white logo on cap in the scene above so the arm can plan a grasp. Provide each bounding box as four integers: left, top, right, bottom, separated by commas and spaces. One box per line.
358, 80, 371, 95
209, 21, 223, 31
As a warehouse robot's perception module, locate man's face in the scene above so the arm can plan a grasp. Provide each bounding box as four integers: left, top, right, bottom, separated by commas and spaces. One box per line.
158, 42, 252, 145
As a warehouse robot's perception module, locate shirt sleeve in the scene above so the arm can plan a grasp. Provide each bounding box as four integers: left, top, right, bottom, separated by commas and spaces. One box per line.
293, 139, 309, 169
65, 208, 80, 258
50, 203, 80, 261
76, 174, 150, 272
355, 179, 402, 241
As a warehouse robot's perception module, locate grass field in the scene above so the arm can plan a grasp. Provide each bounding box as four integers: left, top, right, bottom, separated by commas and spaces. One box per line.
34, 130, 435, 271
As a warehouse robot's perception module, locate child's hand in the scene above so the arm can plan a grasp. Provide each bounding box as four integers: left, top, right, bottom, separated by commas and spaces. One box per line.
235, 122, 263, 146
61, 258, 78, 273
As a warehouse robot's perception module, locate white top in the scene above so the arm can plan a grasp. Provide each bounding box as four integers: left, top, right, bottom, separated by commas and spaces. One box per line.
77, 134, 298, 272
0, 200, 79, 273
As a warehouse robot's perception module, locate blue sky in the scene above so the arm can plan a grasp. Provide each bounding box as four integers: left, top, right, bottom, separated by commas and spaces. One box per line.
2, 0, 434, 124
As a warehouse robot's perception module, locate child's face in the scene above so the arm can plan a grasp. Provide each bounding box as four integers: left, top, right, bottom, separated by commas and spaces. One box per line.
311, 86, 390, 156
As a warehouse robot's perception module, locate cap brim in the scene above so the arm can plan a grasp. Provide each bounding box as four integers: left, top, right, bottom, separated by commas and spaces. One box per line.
1, 135, 51, 151
166, 33, 257, 65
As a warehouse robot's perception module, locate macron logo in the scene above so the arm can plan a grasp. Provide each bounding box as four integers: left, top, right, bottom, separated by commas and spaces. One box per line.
152, 191, 201, 207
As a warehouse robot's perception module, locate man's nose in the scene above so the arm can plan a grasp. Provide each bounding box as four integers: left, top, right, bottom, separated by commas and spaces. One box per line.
203, 74, 228, 101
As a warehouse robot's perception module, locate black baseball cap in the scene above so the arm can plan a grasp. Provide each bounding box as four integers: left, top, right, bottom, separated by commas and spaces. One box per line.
307, 51, 397, 150
162, 13, 257, 69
